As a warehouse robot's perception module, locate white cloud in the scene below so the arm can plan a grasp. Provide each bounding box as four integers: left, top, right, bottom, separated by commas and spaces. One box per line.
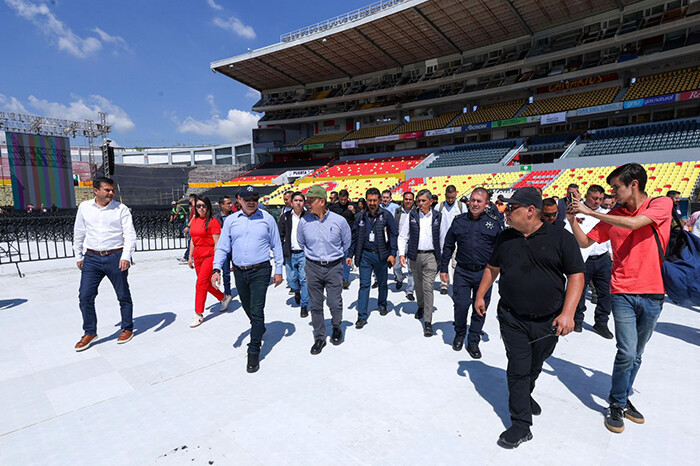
205, 93, 220, 116
5, 0, 102, 58
245, 88, 261, 100
213, 16, 256, 39
175, 95, 258, 143
207, 0, 223, 10
25, 94, 135, 132
92, 27, 133, 54
0, 94, 29, 113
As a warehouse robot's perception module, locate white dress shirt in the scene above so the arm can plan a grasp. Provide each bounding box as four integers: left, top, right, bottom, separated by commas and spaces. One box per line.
564, 205, 611, 262
73, 199, 137, 262
291, 210, 302, 250
398, 209, 435, 256
439, 201, 467, 249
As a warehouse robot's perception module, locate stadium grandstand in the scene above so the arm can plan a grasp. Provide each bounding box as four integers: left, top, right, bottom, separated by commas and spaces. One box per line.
203, 0, 700, 214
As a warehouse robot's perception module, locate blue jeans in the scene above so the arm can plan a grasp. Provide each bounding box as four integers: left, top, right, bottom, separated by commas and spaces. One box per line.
79, 253, 133, 335
233, 263, 272, 354
222, 251, 232, 296
609, 293, 664, 406
357, 251, 388, 320
287, 252, 309, 306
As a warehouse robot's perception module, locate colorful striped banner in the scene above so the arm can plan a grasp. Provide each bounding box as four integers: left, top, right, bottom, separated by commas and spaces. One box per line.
5, 132, 76, 209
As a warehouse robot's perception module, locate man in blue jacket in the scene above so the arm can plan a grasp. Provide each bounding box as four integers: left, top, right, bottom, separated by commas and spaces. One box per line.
347, 187, 398, 329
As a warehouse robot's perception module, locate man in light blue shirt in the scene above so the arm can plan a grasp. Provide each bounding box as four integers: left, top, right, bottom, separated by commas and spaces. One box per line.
297, 185, 351, 355
212, 186, 283, 373
380, 189, 399, 215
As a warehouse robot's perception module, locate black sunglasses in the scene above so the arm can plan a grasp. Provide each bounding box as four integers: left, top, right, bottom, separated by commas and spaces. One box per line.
505, 204, 523, 213
195, 204, 207, 208
543, 212, 557, 218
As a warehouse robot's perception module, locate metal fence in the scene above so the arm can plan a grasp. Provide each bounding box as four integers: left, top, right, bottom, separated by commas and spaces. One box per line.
0, 210, 188, 275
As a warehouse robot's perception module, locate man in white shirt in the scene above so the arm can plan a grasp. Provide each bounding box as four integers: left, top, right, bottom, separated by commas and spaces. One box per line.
398, 189, 443, 336
564, 184, 613, 338
278, 192, 309, 317
438, 185, 467, 295
73, 177, 137, 351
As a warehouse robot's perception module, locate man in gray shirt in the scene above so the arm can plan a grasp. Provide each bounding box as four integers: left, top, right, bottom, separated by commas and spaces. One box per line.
297, 185, 352, 355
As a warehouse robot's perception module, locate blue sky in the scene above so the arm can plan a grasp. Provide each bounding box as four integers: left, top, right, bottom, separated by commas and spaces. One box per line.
0, 0, 369, 147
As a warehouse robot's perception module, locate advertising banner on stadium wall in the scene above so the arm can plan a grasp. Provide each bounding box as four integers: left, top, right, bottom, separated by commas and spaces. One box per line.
680, 90, 700, 101
341, 140, 358, 149
425, 128, 455, 137
284, 169, 315, 178
643, 94, 677, 106
399, 131, 424, 140
492, 117, 527, 128
577, 102, 624, 116
536, 73, 618, 94
303, 143, 324, 150
541, 112, 567, 125
461, 122, 492, 132
492, 189, 516, 199
375, 135, 400, 143
623, 99, 644, 109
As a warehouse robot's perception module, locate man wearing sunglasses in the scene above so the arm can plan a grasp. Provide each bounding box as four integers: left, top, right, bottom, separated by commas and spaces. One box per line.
541, 198, 559, 225
212, 186, 284, 373
474, 187, 585, 448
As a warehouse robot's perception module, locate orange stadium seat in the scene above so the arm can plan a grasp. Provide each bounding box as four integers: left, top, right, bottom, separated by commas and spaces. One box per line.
522, 86, 620, 116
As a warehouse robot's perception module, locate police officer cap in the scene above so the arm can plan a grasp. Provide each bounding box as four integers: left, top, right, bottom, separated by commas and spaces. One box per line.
499, 187, 542, 209
306, 185, 327, 200
238, 185, 260, 201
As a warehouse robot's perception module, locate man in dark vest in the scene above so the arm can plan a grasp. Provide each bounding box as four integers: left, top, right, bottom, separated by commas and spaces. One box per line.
347, 187, 398, 329
441, 187, 502, 358
398, 189, 442, 336
278, 191, 309, 317
329, 189, 356, 289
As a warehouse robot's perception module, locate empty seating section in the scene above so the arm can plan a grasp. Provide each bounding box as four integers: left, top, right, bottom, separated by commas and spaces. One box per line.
261, 183, 294, 204
228, 175, 278, 184
513, 170, 563, 190
403, 173, 525, 200
580, 120, 700, 156
544, 162, 700, 198
302, 131, 352, 145
429, 141, 516, 168
622, 67, 700, 100
315, 155, 426, 178
450, 99, 526, 126
295, 176, 403, 201
521, 86, 620, 116
526, 133, 579, 151
285, 137, 307, 147
344, 123, 400, 141
395, 112, 460, 134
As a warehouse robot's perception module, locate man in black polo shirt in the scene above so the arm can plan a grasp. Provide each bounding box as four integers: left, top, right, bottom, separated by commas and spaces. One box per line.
475, 187, 585, 448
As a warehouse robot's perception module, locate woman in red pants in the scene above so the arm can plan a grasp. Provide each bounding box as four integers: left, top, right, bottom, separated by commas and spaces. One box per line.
188, 195, 227, 327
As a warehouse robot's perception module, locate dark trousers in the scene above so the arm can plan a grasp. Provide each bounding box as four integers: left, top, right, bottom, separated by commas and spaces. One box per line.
453, 266, 491, 344
498, 302, 558, 428
222, 251, 232, 296
233, 263, 272, 354
575, 254, 611, 325
79, 253, 133, 335
357, 251, 388, 320
305, 260, 343, 340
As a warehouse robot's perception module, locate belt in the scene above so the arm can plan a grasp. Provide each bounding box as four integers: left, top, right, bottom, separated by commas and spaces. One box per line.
307, 257, 343, 267
291, 249, 304, 254
588, 253, 608, 260
457, 263, 486, 272
417, 249, 434, 254
233, 261, 270, 271
363, 248, 379, 253
86, 248, 123, 256
499, 302, 559, 323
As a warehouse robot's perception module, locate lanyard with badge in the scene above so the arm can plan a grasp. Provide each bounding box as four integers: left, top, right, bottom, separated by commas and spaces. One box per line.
367, 214, 378, 243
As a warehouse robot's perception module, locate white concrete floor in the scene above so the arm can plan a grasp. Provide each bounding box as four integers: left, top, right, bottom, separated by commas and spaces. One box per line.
0, 250, 698, 465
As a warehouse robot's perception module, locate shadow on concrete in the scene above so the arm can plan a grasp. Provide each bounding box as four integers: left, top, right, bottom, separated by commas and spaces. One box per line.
233, 320, 296, 359
542, 355, 609, 412
654, 322, 700, 346
0, 298, 28, 310
457, 360, 510, 428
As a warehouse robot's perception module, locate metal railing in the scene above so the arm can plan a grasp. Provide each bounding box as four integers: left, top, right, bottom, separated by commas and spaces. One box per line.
0, 210, 189, 275
280, 0, 408, 43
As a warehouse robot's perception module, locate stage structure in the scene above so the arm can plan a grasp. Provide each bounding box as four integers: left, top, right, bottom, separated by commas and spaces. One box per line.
0, 111, 110, 209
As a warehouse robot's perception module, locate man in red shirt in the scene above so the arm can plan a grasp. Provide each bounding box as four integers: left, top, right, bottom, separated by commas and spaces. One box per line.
567, 163, 672, 434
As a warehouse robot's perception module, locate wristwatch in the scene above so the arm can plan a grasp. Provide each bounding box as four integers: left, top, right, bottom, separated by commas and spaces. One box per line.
212, 269, 221, 275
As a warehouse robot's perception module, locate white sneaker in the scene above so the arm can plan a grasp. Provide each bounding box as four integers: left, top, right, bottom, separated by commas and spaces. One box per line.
220, 294, 233, 312
190, 313, 203, 328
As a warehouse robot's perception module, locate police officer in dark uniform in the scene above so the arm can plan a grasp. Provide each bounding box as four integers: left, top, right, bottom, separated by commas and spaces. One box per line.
441, 187, 502, 358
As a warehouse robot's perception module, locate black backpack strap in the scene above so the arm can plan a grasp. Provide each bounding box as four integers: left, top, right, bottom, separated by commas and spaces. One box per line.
646, 197, 665, 263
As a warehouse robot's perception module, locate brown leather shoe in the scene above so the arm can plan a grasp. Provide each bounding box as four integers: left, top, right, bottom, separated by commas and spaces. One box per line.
75, 334, 98, 352
117, 329, 133, 344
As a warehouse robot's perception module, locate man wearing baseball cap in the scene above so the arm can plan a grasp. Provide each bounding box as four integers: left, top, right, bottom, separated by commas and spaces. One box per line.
212, 186, 284, 373
474, 187, 585, 448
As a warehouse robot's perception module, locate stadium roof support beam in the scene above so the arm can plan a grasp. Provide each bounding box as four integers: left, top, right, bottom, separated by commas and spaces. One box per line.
253, 58, 304, 86
615, 0, 625, 11
502, 0, 533, 35
353, 28, 402, 68
301, 44, 352, 78
412, 6, 462, 54
531, 0, 554, 25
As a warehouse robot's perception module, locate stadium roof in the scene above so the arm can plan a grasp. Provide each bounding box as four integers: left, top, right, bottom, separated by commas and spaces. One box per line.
212, 0, 644, 91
